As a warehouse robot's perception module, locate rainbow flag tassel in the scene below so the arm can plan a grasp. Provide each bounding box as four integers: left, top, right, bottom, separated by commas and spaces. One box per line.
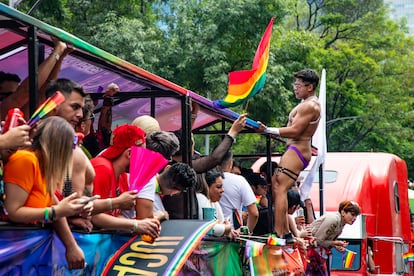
342, 249, 356, 268
267, 234, 286, 246
403, 252, 414, 263
214, 17, 274, 109
245, 240, 265, 258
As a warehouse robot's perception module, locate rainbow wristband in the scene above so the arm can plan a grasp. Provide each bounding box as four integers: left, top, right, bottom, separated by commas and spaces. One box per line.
44, 207, 50, 223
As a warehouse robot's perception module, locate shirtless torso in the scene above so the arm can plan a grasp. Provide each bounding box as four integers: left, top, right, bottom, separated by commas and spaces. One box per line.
283, 95, 321, 169
259, 69, 321, 240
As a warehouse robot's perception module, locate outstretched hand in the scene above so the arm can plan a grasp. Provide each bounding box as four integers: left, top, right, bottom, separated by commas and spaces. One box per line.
228, 113, 247, 138
256, 121, 267, 133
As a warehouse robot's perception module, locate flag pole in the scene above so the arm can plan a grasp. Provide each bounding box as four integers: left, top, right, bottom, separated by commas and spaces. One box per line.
243, 100, 250, 114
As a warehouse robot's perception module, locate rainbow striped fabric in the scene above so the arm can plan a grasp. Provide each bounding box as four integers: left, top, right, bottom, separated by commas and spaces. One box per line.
245, 240, 265, 258
267, 234, 286, 246
342, 249, 356, 268
403, 252, 414, 263
214, 18, 274, 108
27, 91, 65, 126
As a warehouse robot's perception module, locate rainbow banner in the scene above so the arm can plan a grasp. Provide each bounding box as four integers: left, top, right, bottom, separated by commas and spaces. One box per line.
102, 219, 216, 276
245, 240, 265, 258
403, 252, 414, 263
342, 249, 357, 268
213, 18, 274, 108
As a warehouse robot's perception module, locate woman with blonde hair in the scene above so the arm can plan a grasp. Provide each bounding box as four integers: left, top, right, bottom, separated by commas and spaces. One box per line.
4, 116, 89, 270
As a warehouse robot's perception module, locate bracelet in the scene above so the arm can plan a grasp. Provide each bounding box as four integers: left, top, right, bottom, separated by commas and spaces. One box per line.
51, 206, 56, 221
107, 198, 112, 211
133, 220, 139, 233
225, 133, 235, 143
44, 207, 50, 223
191, 113, 197, 119
264, 127, 280, 136
54, 53, 60, 61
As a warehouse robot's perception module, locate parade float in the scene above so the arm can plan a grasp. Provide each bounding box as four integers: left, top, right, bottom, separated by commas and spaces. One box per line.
1, 3, 413, 275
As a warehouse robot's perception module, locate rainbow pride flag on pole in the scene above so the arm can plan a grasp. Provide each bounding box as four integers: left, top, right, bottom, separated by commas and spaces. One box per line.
245, 240, 265, 258
342, 249, 357, 268
403, 252, 414, 263
213, 18, 274, 108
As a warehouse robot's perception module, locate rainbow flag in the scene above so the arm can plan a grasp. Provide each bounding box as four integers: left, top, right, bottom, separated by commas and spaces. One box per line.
213, 18, 274, 108
342, 249, 356, 268
255, 195, 262, 206
267, 234, 286, 246
403, 252, 414, 263
27, 91, 65, 126
245, 240, 265, 258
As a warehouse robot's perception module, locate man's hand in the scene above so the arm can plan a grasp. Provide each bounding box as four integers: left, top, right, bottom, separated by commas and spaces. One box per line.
0, 124, 31, 149
134, 218, 161, 239
68, 217, 93, 232
255, 121, 267, 133
114, 190, 138, 210
228, 113, 247, 138
104, 83, 120, 97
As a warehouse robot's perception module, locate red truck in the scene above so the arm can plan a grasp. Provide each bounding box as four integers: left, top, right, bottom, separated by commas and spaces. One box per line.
252, 152, 413, 275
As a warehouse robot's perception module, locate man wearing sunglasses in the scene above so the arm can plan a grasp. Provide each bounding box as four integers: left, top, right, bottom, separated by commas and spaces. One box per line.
258, 69, 320, 244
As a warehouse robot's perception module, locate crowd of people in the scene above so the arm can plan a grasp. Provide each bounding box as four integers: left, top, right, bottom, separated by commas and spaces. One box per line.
0, 40, 365, 273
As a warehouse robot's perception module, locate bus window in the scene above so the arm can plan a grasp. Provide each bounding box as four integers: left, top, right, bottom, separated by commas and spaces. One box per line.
331, 241, 361, 271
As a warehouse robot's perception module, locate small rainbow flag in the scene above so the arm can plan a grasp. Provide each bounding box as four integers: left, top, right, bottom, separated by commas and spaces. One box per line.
255, 195, 262, 206
213, 17, 274, 108
27, 91, 65, 126
342, 249, 356, 268
245, 240, 265, 258
403, 252, 414, 263
267, 234, 286, 246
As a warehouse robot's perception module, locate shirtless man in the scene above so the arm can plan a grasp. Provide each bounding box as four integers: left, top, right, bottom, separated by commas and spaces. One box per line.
259, 69, 320, 243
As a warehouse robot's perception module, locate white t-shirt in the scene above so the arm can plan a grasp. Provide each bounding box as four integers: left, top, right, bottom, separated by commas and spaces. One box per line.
196, 193, 225, 222
137, 175, 156, 201
196, 193, 226, 236
219, 172, 256, 227
153, 193, 165, 212
121, 174, 156, 218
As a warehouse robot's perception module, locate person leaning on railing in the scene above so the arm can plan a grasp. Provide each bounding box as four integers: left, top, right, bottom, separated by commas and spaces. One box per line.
3, 117, 90, 270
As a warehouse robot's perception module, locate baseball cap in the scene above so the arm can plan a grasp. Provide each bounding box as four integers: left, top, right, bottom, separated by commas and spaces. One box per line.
101, 124, 145, 159
131, 115, 161, 136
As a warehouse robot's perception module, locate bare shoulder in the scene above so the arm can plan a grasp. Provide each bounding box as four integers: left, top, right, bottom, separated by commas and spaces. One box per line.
73, 146, 89, 168
298, 99, 320, 115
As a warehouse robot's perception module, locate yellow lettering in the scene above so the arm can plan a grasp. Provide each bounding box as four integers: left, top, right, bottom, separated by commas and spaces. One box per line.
129, 244, 174, 254
119, 252, 168, 267
112, 265, 157, 276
